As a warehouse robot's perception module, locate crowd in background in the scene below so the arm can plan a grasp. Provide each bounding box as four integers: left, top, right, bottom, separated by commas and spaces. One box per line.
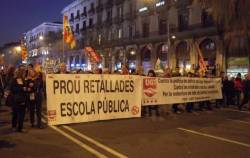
0, 63, 249, 132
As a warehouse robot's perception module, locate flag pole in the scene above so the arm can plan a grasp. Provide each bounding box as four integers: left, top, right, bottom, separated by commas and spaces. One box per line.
62, 32, 65, 63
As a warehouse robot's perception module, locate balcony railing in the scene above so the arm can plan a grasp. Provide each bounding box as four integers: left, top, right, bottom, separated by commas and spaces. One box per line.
113, 16, 124, 24
88, 8, 95, 14
69, 18, 74, 23
124, 11, 137, 21
81, 12, 87, 18
74, 15, 80, 20
115, 0, 124, 5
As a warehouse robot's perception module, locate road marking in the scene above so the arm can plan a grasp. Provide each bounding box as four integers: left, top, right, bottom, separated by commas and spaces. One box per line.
222, 109, 250, 114
63, 126, 128, 158
42, 114, 128, 158
178, 128, 250, 148
227, 119, 250, 125
41, 118, 108, 158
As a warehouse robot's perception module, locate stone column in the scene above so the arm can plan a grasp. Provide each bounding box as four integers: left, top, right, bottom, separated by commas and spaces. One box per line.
151, 44, 157, 69
216, 38, 224, 75
188, 39, 198, 69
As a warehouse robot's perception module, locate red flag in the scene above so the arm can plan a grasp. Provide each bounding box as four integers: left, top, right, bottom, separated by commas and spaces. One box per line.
84, 47, 101, 63
195, 43, 207, 72
63, 16, 76, 49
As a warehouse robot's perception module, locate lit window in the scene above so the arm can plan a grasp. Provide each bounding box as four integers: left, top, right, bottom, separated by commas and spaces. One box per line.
118, 28, 122, 39
156, 1, 165, 7
139, 7, 148, 12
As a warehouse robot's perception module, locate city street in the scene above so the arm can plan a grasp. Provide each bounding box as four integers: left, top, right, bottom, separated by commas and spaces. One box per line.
1, 105, 250, 158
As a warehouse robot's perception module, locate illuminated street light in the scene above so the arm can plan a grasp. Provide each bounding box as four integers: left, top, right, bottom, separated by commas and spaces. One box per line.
15, 46, 21, 52
39, 35, 44, 41
171, 35, 176, 39
130, 50, 136, 55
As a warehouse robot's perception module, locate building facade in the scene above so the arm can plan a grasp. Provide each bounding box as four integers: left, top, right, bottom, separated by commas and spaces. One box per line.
0, 42, 22, 67
62, 0, 249, 75
25, 22, 63, 67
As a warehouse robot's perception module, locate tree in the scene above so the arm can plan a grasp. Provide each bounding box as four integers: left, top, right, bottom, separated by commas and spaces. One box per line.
194, 0, 250, 56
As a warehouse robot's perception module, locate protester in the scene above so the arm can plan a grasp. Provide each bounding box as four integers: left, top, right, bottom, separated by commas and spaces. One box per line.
239, 74, 250, 110
10, 67, 27, 132
147, 70, 160, 117
234, 73, 243, 107
4, 66, 15, 107
171, 67, 182, 114
26, 69, 43, 128
186, 72, 194, 113
223, 76, 234, 107
121, 64, 129, 75
58, 63, 69, 74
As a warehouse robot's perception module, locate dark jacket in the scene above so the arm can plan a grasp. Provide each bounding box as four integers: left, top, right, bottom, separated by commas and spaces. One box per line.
10, 78, 26, 105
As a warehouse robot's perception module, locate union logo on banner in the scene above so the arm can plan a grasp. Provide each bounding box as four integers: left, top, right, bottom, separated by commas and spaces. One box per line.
48, 110, 57, 121
143, 78, 157, 97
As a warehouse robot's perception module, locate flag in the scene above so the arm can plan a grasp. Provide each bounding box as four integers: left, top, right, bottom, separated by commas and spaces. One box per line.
21, 42, 27, 61
84, 47, 102, 63
154, 58, 164, 73
195, 43, 207, 73
63, 16, 76, 49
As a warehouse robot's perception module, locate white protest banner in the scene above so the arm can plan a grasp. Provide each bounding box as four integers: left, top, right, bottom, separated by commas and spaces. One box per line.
46, 74, 142, 125
142, 77, 222, 106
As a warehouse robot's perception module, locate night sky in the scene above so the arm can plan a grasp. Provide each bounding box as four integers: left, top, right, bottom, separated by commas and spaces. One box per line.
0, 0, 73, 46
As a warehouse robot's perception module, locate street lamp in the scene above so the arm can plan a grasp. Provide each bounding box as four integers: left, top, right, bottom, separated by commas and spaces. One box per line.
39, 36, 44, 41
15, 46, 21, 52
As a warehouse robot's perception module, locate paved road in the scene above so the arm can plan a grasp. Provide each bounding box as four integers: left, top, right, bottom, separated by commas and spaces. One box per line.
1, 105, 250, 158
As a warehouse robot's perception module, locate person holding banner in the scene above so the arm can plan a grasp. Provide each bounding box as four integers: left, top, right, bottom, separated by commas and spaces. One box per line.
26, 69, 43, 128
147, 70, 160, 117
58, 63, 69, 74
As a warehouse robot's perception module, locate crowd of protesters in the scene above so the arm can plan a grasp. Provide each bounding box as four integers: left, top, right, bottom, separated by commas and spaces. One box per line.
0, 64, 44, 132
0, 63, 249, 132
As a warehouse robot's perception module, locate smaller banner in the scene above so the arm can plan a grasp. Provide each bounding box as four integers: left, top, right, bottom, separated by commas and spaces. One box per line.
142, 77, 222, 106
46, 74, 142, 125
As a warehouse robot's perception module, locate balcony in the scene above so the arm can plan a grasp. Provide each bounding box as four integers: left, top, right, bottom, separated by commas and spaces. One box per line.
69, 18, 74, 23
74, 15, 80, 21
81, 12, 87, 18
105, 0, 113, 8
124, 11, 137, 21
115, 0, 124, 5
95, 20, 103, 28
113, 16, 124, 24
96, 3, 104, 11
104, 18, 113, 26
88, 8, 95, 15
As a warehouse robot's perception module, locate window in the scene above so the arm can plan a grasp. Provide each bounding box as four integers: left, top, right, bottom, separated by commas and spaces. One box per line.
77, 10, 80, 18
117, 6, 123, 19
91, 3, 94, 10
89, 18, 93, 27
82, 7, 87, 16
108, 30, 112, 41
70, 13, 74, 21
142, 23, 149, 38
129, 26, 133, 39
98, 34, 102, 45
159, 19, 167, 35
76, 24, 79, 33
202, 10, 214, 27
82, 21, 86, 30
107, 9, 112, 21
118, 28, 122, 39
178, 11, 189, 31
